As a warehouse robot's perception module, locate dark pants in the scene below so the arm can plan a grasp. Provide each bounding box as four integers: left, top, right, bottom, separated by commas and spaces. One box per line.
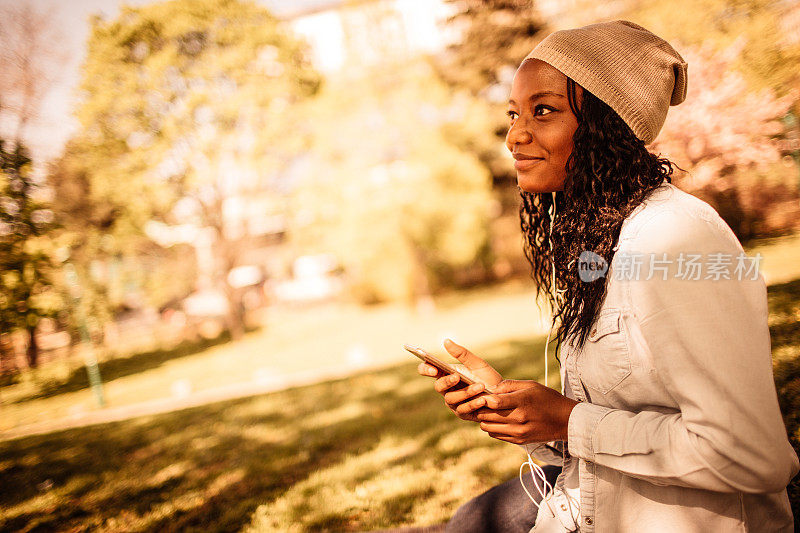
445, 465, 563, 533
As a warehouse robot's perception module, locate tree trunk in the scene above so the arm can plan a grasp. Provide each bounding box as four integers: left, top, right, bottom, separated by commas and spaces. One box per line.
26, 324, 39, 368
0, 333, 17, 374
223, 281, 245, 341
215, 222, 246, 341
411, 245, 435, 314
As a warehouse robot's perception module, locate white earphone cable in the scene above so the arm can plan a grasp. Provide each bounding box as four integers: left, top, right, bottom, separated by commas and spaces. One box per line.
519, 449, 558, 518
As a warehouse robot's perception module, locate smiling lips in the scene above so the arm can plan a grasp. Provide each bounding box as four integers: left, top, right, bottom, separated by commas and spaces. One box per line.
513, 153, 544, 171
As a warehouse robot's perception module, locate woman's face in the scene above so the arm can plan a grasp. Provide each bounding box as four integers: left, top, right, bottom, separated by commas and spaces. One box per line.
505, 59, 582, 193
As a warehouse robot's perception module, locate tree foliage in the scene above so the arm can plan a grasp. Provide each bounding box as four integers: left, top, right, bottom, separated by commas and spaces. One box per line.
435, 0, 545, 96
428, 0, 548, 193
651, 41, 800, 240
628, 0, 800, 98
0, 140, 62, 367
288, 62, 495, 304
66, 0, 320, 337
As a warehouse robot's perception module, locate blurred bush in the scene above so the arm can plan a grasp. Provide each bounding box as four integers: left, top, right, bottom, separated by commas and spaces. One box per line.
647, 39, 800, 241
287, 62, 495, 305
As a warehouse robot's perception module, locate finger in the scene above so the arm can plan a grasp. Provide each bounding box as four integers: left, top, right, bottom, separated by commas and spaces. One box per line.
443, 339, 492, 370
454, 410, 480, 422
483, 393, 513, 410
479, 421, 518, 436
474, 409, 515, 423
417, 362, 442, 378
444, 383, 485, 407
454, 394, 487, 415
487, 432, 523, 445
434, 373, 464, 394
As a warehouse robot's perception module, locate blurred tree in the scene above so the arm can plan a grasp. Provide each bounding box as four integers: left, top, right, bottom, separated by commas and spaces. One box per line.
0, 139, 63, 368
436, 0, 545, 96
67, 0, 319, 339
627, 0, 800, 99
49, 138, 200, 354
288, 61, 495, 306
0, 3, 68, 369
627, 0, 800, 202
430, 0, 548, 195
0, 2, 67, 150
47, 142, 139, 350
651, 41, 800, 241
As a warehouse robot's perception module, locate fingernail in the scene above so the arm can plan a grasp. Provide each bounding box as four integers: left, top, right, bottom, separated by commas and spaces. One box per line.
449, 375, 459, 384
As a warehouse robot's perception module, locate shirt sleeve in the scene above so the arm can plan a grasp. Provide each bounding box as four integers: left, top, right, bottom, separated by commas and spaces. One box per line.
518, 441, 566, 465
567, 207, 799, 494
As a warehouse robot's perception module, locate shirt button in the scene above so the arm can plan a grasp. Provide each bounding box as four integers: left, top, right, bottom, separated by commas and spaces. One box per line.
585, 516, 593, 525
561, 504, 567, 511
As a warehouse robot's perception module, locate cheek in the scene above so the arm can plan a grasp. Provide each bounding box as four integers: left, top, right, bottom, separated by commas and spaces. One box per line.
552, 127, 576, 163
558, 140, 574, 162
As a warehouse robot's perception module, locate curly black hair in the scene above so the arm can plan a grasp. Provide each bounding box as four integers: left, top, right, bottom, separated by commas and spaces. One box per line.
519, 77, 685, 354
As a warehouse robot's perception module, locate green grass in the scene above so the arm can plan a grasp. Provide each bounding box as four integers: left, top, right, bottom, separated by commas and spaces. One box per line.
0, 337, 558, 532
745, 232, 800, 286
770, 276, 800, 522
2, 330, 239, 402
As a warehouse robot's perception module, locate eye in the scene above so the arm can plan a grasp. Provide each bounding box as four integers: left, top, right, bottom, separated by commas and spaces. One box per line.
534, 105, 554, 116
506, 110, 518, 121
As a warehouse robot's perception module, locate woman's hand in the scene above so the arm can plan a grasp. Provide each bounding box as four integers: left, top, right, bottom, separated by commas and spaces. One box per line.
417, 339, 503, 422
461, 380, 579, 444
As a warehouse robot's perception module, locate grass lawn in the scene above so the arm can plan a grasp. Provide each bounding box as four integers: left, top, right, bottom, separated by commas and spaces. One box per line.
0, 336, 559, 532
1, 232, 799, 531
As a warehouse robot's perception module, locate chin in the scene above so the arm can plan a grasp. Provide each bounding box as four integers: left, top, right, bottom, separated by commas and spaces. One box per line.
516, 172, 564, 193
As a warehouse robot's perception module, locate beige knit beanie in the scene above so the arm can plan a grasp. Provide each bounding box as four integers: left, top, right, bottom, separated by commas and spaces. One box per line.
524, 20, 688, 144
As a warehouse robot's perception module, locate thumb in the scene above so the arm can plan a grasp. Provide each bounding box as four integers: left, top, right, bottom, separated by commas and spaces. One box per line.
443, 338, 489, 370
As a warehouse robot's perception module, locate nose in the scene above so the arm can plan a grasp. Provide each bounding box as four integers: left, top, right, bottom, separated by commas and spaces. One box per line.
506, 118, 532, 151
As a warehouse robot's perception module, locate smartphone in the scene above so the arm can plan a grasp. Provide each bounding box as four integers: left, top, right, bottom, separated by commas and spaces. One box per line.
404, 343, 495, 393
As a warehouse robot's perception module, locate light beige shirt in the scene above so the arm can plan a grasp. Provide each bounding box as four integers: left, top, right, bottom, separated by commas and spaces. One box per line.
531, 181, 799, 532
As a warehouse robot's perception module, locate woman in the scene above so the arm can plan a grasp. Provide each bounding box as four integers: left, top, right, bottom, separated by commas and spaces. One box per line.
418, 20, 799, 532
